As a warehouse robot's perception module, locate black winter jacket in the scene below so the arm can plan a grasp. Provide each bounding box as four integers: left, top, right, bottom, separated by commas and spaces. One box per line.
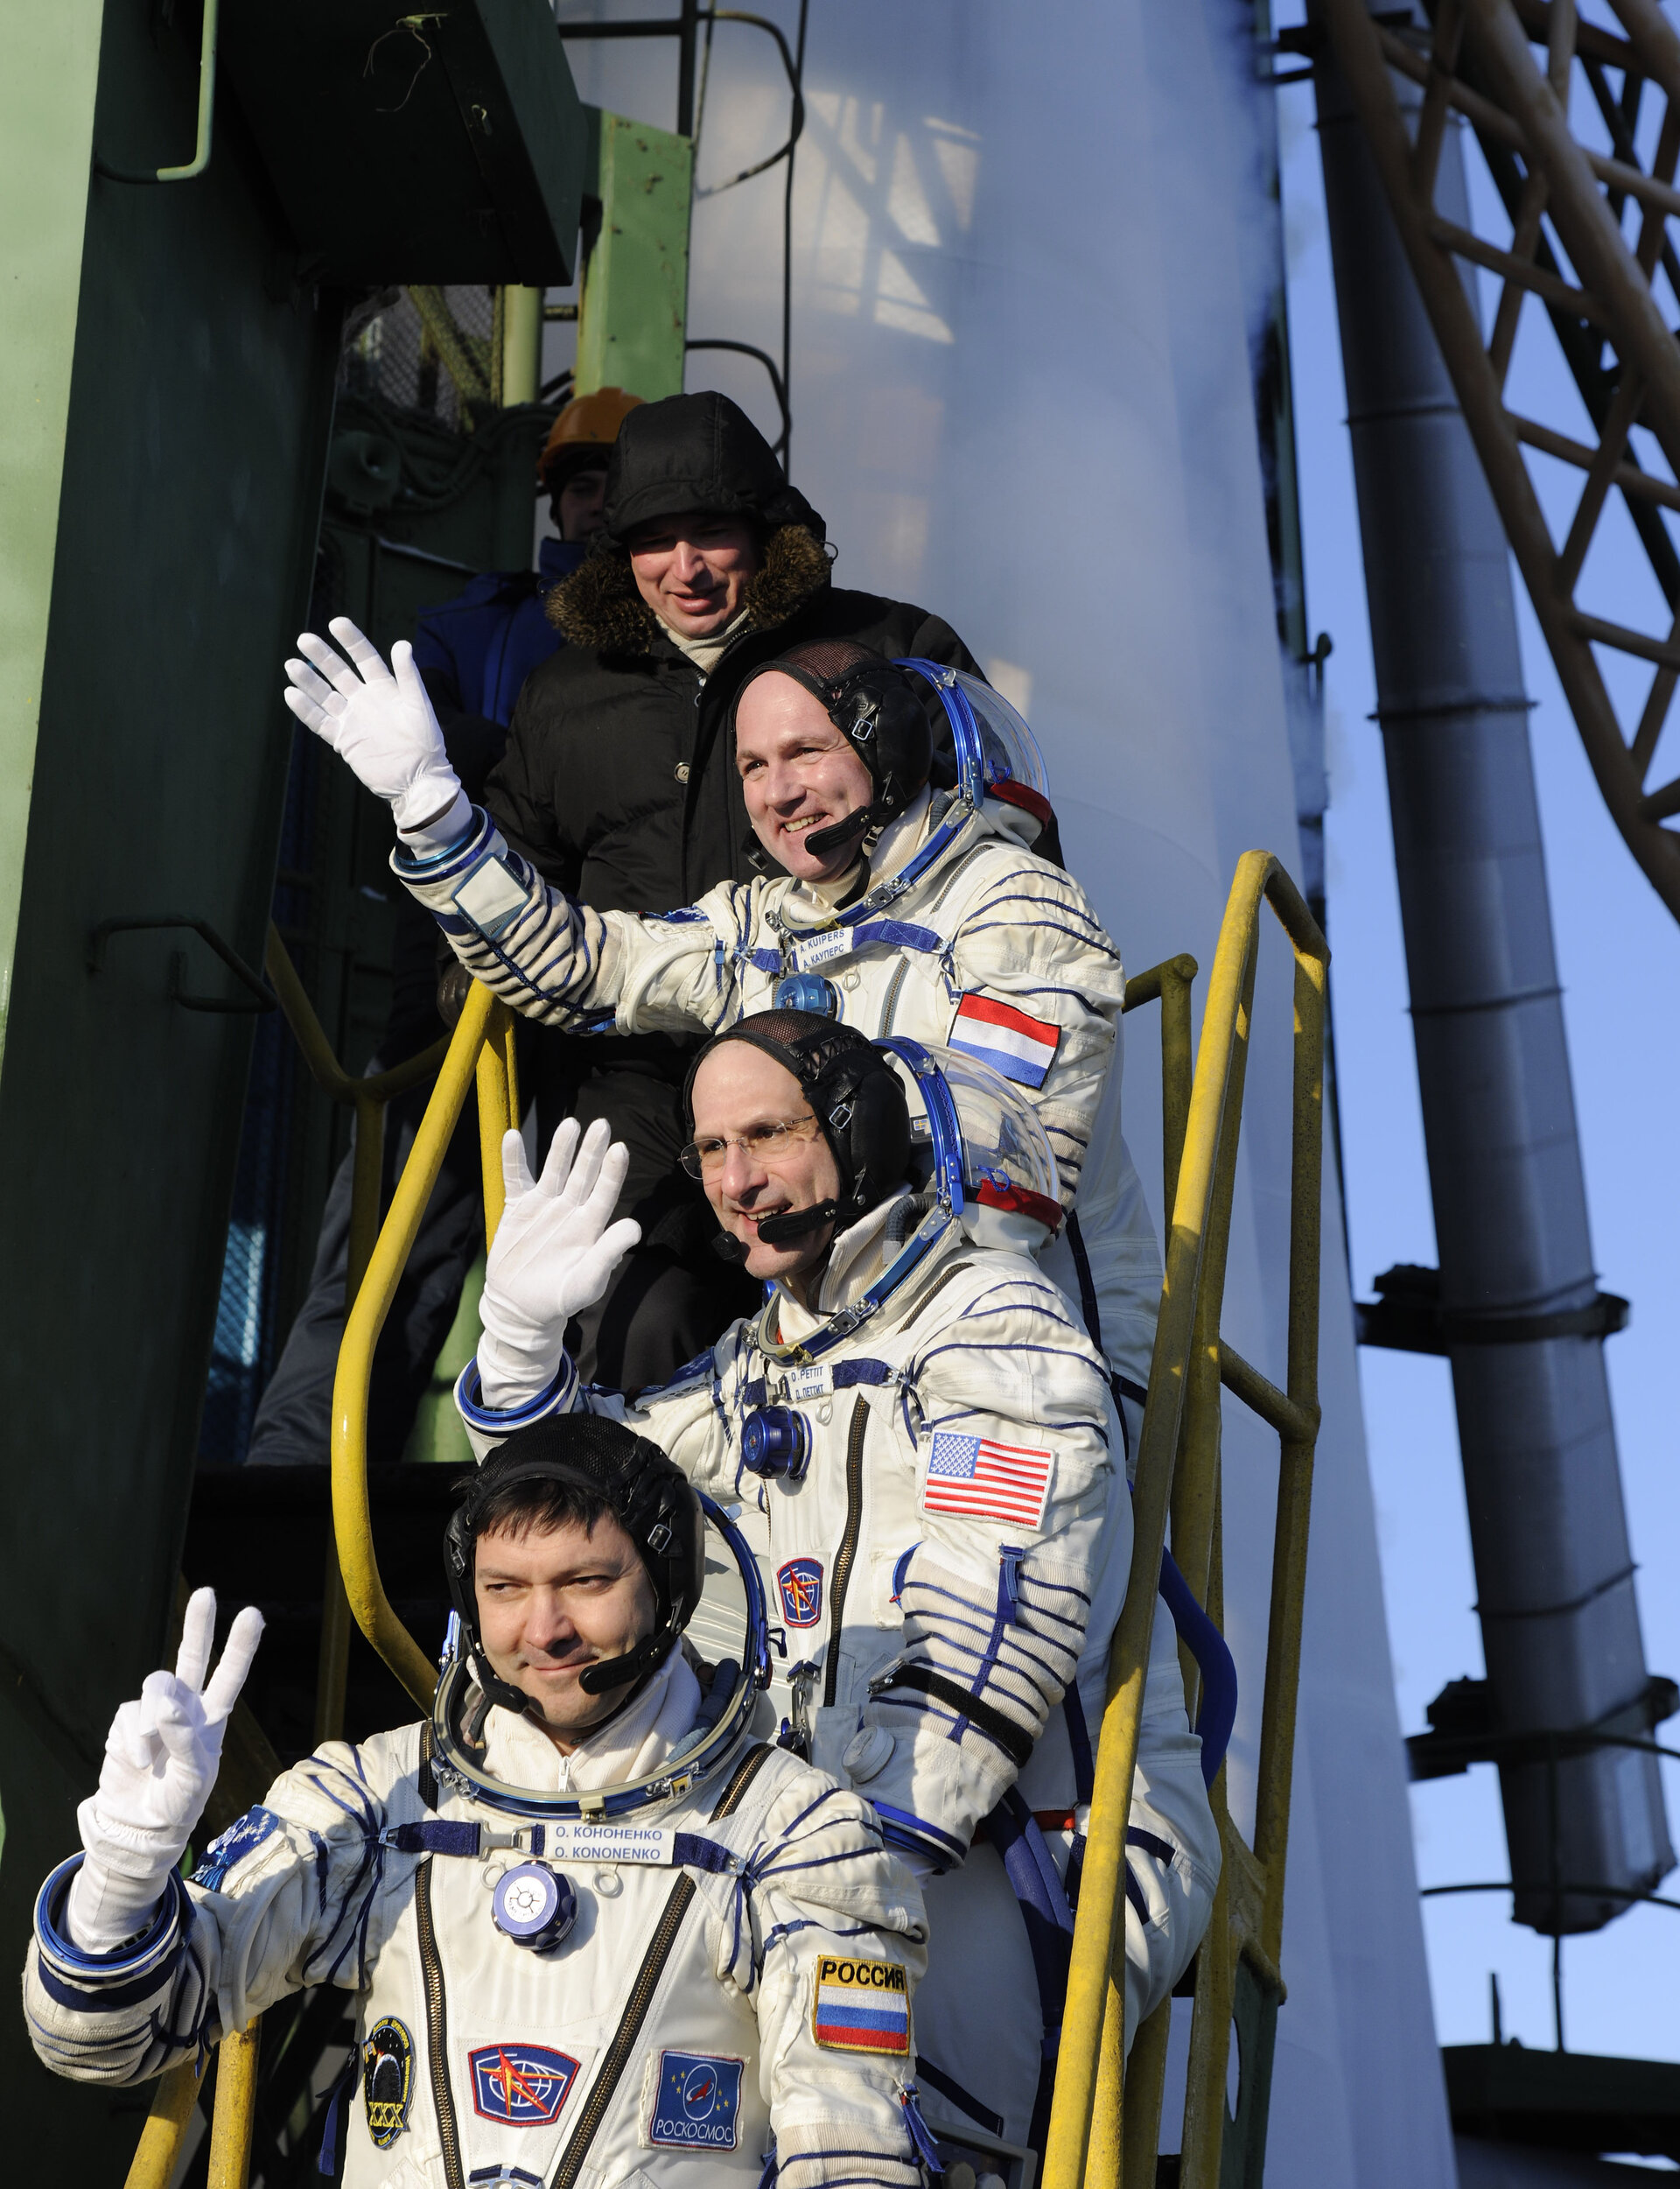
481, 523, 980, 913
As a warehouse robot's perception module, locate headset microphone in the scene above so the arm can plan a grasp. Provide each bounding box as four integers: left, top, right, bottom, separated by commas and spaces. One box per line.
577, 1627, 679, 1696
752, 1199, 838, 1247
801, 807, 872, 864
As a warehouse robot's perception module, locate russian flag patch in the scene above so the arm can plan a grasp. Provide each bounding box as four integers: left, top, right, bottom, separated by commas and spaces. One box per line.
948, 993, 1060, 1088
812, 1954, 911, 2054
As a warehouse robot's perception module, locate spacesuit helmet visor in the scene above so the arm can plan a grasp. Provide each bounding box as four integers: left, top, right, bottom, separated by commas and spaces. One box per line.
434, 1447, 773, 1820
888, 1041, 1063, 1251
895, 662, 1054, 834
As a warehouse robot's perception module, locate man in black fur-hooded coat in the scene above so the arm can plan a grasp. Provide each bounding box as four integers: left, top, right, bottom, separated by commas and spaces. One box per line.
478, 391, 977, 1394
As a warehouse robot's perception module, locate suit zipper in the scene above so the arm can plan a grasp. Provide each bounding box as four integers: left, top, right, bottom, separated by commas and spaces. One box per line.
878, 958, 909, 1036
822, 1398, 872, 1708
548, 1743, 773, 2189
415, 1858, 465, 2189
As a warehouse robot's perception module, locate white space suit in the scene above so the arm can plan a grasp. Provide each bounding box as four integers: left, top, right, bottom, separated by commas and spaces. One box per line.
399, 763, 1160, 1413
457, 1184, 1219, 2153
25, 1651, 931, 2189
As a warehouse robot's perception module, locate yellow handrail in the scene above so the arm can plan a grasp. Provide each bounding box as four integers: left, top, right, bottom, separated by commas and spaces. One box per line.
205, 2022, 261, 2189
1044, 851, 1327, 2189
122, 2058, 205, 2189
329, 980, 517, 1709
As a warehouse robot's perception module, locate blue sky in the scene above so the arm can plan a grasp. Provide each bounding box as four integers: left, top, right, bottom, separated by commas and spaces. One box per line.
1275, 21, 1680, 2071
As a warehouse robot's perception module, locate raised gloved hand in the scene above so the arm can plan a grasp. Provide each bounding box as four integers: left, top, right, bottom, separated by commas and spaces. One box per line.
282, 617, 469, 850
67, 1589, 264, 1954
478, 1120, 643, 1411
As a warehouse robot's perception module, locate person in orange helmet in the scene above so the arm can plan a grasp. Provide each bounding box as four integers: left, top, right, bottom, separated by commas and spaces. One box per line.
410, 385, 644, 731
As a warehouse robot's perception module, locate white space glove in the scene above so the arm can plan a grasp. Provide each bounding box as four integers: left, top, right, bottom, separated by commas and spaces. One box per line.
478, 1120, 643, 1411
67, 1589, 264, 1954
282, 617, 469, 850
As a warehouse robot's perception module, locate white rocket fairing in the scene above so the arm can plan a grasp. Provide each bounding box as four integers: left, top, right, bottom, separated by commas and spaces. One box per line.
567, 4, 1458, 2176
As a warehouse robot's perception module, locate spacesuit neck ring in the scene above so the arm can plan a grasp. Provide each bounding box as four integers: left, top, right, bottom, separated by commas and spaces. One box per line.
430, 1494, 771, 1821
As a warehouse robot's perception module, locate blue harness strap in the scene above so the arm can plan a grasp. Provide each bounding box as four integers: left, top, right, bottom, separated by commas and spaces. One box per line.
985, 1787, 1076, 2155
379, 1819, 742, 1875
850, 919, 942, 954
1157, 1548, 1238, 1786
380, 1820, 484, 1856
317, 2052, 357, 2174
914, 2056, 1007, 2139
738, 1358, 893, 1410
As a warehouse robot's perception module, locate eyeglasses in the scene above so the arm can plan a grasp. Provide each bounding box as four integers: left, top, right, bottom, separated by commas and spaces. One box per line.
680, 1112, 822, 1179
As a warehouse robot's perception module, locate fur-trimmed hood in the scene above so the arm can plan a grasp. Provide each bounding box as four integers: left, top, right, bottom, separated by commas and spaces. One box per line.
545, 523, 834, 654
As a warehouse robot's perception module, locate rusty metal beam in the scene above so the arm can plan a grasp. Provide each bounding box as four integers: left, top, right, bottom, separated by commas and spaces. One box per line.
1316, 0, 1680, 923
1464, 0, 1680, 474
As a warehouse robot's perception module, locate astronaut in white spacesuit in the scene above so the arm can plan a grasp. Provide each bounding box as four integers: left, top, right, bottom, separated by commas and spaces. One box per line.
283, 620, 1161, 1432
452, 1009, 1220, 2161
24, 1433, 934, 2189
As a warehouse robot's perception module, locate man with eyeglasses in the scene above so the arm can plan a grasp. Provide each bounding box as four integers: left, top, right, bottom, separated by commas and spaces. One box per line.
446, 1014, 1219, 2175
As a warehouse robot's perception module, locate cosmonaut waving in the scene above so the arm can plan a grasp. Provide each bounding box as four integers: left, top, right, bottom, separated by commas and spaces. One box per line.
451, 1010, 1220, 2164
24, 1435, 934, 2189
284, 621, 1162, 1436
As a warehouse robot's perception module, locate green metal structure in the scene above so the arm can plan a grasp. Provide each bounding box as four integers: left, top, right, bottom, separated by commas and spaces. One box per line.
0, 0, 588, 2161
577, 110, 696, 399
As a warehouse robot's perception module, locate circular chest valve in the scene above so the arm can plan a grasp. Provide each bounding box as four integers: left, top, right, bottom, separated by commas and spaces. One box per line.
492, 1861, 578, 1953
740, 1405, 812, 1481
774, 973, 841, 1017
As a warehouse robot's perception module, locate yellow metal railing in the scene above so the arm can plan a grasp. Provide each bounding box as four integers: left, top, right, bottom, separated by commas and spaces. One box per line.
327, 975, 522, 1710
122, 929, 452, 2189
1045, 851, 1327, 2189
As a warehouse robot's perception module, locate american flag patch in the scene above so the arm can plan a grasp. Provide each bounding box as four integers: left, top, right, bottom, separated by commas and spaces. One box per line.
948, 993, 1061, 1088
923, 1432, 1054, 1528
812, 1955, 910, 2054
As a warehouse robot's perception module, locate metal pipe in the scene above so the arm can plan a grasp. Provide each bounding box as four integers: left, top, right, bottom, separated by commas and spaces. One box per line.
1312, 0, 1671, 1931
500, 287, 545, 406
95, 0, 218, 183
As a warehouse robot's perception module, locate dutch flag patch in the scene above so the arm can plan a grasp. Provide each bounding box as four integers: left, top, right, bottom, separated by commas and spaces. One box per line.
948, 993, 1061, 1088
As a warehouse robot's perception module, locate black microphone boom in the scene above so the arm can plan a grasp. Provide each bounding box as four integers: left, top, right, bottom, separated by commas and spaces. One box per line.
802, 805, 874, 864
577, 1625, 679, 1695
753, 1198, 839, 1247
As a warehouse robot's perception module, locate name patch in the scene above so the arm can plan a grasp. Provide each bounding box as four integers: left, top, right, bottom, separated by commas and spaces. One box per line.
362, 2016, 414, 2150
777, 1361, 834, 1404
789, 925, 852, 973
812, 1955, 910, 2055
541, 1821, 680, 1868
469, 2044, 580, 2126
648, 2050, 745, 2149
777, 1557, 824, 1629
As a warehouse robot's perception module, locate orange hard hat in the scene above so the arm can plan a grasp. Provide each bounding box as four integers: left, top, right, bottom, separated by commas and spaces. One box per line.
538, 386, 644, 486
